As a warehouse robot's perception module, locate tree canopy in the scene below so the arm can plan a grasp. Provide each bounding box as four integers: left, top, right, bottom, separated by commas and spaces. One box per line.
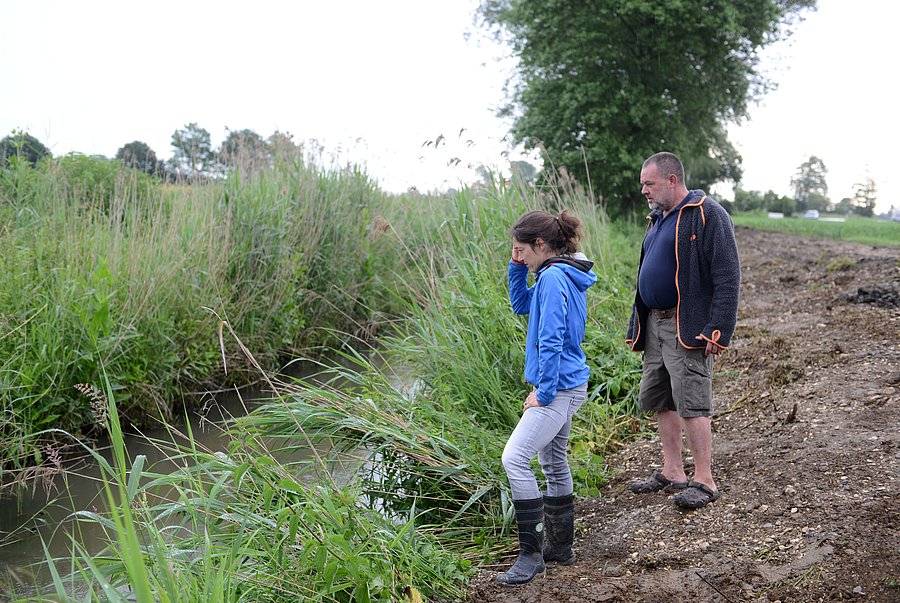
115, 140, 159, 175
170, 123, 216, 180
852, 176, 877, 217
479, 0, 816, 215
733, 188, 794, 215
219, 128, 270, 171
0, 131, 52, 167
791, 155, 828, 212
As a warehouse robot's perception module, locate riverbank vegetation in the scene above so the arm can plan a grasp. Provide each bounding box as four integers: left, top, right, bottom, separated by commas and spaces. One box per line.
1, 153, 645, 600
0, 150, 395, 471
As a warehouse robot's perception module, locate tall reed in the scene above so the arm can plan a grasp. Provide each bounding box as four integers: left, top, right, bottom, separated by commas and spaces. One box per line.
375, 178, 644, 466
239, 174, 646, 560
0, 154, 395, 471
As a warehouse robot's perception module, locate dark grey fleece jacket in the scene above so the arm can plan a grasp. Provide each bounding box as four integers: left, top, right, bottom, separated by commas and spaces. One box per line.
626, 190, 740, 352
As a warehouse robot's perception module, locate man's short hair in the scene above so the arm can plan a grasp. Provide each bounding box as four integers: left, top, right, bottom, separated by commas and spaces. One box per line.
645, 152, 685, 184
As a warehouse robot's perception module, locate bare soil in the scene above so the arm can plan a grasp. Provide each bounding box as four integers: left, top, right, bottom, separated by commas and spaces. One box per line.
467, 226, 900, 602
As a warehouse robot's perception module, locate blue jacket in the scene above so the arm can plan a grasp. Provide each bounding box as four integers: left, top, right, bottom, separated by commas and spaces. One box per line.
509, 254, 597, 405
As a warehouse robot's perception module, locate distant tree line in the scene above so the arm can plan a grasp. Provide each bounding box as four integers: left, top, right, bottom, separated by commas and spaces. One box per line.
4, 1, 887, 218
0, 130, 883, 218
0, 124, 301, 183
729, 155, 878, 217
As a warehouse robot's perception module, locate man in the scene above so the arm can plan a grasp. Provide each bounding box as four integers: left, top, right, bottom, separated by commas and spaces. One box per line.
625, 152, 740, 509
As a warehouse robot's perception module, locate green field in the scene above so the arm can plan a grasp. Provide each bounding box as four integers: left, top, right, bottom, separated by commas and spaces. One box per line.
731, 212, 900, 247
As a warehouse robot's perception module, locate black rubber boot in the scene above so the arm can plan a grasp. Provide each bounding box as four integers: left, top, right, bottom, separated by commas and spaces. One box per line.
542, 493, 576, 565
495, 497, 546, 586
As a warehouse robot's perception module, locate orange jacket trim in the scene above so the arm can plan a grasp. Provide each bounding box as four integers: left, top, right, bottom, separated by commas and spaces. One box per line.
674, 195, 707, 350
696, 329, 727, 350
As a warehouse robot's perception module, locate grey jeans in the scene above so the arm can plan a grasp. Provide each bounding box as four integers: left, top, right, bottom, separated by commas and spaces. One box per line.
501, 383, 588, 500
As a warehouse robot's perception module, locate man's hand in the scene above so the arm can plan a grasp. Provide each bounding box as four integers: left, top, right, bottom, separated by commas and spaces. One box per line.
696, 335, 723, 356
523, 390, 542, 411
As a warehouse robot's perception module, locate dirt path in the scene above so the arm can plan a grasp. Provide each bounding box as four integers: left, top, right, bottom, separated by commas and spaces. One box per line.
467, 226, 900, 602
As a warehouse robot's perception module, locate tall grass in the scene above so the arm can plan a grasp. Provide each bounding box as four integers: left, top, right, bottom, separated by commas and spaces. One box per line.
0, 155, 397, 470
375, 177, 644, 485
235, 176, 646, 561
3, 164, 647, 601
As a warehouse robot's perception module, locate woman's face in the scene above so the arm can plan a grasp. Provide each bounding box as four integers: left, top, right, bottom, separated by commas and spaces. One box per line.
512, 238, 553, 272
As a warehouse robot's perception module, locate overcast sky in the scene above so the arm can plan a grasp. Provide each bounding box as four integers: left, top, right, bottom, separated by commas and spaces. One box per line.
2, 0, 897, 213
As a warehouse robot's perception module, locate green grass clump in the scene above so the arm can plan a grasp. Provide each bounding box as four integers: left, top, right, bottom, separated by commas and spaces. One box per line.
237, 358, 510, 551
825, 255, 857, 272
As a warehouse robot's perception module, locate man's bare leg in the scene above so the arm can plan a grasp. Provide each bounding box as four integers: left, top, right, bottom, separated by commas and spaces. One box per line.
683, 415, 717, 491
657, 410, 688, 483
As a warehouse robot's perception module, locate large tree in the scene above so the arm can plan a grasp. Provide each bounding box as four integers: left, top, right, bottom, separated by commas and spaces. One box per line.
0, 131, 52, 167
852, 176, 877, 217
218, 128, 270, 171
170, 123, 216, 180
115, 140, 159, 175
478, 0, 816, 215
791, 155, 828, 212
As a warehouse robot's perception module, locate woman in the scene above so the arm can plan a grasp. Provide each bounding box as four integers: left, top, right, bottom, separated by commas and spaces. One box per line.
496, 210, 597, 586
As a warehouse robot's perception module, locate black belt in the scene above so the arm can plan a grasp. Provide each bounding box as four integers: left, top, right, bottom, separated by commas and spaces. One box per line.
651, 308, 676, 319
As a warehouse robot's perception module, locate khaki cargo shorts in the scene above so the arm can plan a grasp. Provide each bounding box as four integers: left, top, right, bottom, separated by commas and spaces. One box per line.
638, 309, 714, 418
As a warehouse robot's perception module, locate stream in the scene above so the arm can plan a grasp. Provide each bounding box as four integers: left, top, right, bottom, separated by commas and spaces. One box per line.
0, 357, 371, 595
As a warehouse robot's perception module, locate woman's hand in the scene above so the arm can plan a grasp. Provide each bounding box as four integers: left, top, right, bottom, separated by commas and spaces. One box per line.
523, 390, 542, 411
511, 243, 526, 265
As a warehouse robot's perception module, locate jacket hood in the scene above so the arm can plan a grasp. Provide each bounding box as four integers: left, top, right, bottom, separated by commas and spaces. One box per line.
537, 252, 597, 292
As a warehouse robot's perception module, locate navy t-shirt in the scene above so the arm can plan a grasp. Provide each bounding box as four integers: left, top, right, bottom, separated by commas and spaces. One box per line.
638, 193, 692, 310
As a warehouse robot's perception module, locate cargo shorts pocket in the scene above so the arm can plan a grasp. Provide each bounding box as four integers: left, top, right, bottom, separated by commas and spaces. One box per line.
684, 351, 711, 378
680, 350, 713, 414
